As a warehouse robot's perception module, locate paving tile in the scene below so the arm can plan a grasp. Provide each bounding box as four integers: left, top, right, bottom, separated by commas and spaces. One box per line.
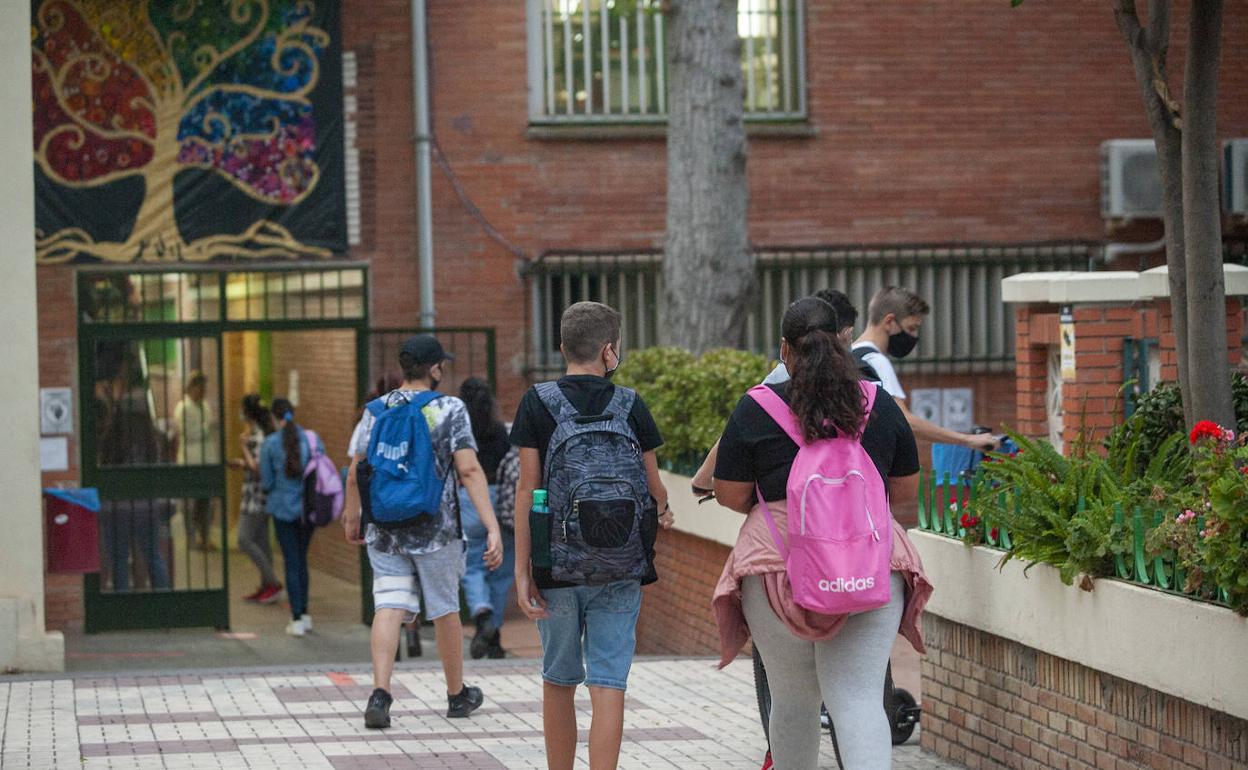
2, 658, 965, 768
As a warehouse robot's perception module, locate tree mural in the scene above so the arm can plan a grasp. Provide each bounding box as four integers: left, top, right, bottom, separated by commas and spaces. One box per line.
33, 0, 335, 263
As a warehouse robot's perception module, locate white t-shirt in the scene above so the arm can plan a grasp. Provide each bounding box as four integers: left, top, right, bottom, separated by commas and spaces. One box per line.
172, 397, 219, 465
851, 342, 905, 400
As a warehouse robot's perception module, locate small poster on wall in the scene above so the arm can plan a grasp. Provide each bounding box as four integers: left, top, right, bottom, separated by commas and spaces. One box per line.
1060, 306, 1077, 382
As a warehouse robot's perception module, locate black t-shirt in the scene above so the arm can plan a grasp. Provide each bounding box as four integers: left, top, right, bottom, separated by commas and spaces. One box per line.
475, 423, 511, 484
509, 375, 664, 589
714, 381, 919, 502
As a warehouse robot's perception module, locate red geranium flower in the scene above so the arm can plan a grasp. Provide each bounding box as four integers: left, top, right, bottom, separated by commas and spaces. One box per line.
990, 527, 1000, 540
1190, 420, 1224, 444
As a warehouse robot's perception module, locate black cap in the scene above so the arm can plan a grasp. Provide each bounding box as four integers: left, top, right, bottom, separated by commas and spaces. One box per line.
399, 334, 454, 365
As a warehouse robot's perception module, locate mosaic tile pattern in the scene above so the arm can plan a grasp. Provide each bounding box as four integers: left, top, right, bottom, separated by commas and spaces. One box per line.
0, 659, 960, 769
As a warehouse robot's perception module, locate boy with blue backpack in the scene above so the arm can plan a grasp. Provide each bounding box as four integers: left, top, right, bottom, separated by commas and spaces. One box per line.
342, 335, 503, 728
510, 301, 674, 770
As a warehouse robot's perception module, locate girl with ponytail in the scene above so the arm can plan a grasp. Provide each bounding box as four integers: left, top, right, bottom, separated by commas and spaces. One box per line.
710, 297, 933, 770
260, 397, 324, 636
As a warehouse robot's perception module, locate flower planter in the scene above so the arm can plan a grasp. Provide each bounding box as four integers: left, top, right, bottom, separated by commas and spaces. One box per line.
912, 530, 1248, 768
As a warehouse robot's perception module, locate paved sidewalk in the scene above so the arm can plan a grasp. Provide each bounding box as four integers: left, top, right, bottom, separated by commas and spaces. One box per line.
1, 658, 959, 769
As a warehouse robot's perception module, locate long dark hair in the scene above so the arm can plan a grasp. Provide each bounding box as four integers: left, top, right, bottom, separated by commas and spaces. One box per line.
783, 297, 866, 442
242, 394, 275, 435
271, 398, 301, 479
460, 377, 505, 446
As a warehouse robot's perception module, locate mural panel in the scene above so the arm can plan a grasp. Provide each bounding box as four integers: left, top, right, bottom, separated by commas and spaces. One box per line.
32, 0, 345, 263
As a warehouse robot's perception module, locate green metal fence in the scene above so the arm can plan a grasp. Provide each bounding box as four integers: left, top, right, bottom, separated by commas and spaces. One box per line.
916, 468, 1232, 608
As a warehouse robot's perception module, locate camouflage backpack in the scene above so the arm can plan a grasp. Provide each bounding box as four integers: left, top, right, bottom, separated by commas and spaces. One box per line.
536, 382, 651, 584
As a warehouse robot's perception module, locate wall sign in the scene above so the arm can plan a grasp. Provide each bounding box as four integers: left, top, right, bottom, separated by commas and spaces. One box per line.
1059, 306, 1077, 382
40, 387, 73, 434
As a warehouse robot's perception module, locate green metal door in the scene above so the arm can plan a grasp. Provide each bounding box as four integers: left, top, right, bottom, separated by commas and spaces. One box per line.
78, 267, 370, 632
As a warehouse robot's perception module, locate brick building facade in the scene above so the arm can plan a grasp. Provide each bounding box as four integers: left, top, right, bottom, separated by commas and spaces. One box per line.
35, 1, 1248, 635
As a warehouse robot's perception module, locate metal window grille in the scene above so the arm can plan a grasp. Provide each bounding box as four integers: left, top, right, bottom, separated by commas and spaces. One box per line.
523, 243, 1095, 378
527, 0, 805, 123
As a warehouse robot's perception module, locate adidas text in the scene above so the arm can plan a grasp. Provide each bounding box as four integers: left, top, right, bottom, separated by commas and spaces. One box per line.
818, 577, 876, 592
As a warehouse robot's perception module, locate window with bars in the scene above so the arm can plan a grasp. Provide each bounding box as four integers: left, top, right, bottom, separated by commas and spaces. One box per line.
526, 0, 806, 123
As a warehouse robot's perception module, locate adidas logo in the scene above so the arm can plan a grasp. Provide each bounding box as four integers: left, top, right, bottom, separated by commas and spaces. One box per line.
817, 576, 876, 592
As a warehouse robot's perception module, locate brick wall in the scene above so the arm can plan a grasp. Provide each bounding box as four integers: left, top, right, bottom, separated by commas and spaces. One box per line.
636, 529, 730, 656
267, 329, 362, 585
921, 614, 1248, 770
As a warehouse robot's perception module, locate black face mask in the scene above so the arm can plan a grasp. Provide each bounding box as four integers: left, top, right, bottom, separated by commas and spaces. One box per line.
887, 330, 919, 359
604, 347, 622, 379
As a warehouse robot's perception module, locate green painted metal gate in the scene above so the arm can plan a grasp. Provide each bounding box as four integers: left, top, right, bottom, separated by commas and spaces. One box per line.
79, 267, 369, 632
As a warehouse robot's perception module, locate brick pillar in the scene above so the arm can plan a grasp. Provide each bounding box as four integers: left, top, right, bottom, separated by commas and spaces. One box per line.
1061, 305, 1133, 447
1156, 298, 1244, 382
1013, 305, 1051, 440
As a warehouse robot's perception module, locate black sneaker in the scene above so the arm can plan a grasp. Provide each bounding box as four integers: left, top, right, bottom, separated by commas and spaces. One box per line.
469, 612, 493, 660
486, 629, 506, 659
446, 684, 484, 718
364, 688, 393, 729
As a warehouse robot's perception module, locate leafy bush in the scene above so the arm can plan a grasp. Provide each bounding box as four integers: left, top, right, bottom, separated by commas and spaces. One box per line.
1112, 372, 1248, 470
614, 346, 773, 473
1147, 424, 1248, 614
968, 429, 1190, 586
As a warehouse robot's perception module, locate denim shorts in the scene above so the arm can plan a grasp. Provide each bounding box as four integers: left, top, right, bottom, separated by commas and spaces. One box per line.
537, 580, 642, 691
368, 539, 465, 622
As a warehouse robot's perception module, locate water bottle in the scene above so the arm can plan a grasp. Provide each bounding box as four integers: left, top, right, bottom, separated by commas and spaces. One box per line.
530, 489, 553, 569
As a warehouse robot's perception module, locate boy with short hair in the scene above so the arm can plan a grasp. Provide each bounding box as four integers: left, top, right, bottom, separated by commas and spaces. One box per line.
342, 334, 503, 727
854, 286, 997, 451
510, 301, 673, 770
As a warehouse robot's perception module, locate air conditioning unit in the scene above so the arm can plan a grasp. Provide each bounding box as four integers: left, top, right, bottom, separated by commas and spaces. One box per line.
1225, 139, 1248, 216
1101, 139, 1163, 220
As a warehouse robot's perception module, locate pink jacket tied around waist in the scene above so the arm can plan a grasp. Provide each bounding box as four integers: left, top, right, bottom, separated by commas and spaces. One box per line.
710, 385, 933, 668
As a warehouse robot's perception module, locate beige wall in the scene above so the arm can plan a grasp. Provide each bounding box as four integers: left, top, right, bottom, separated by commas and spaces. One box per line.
0, 0, 63, 671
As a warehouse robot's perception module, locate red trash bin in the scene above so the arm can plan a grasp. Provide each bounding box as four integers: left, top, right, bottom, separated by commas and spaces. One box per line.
44, 488, 101, 574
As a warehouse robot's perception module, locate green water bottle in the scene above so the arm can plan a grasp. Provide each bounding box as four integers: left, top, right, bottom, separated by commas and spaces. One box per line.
530, 489, 553, 569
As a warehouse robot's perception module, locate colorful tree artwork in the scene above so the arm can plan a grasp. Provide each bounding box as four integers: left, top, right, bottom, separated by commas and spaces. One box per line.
32, 0, 342, 263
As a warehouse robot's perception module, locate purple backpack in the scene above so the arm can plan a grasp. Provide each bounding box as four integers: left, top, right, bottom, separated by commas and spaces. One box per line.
748, 382, 893, 616
302, 429, 344, 527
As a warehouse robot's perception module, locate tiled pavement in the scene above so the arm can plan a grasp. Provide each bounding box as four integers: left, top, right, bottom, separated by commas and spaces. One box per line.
0, 658, 960, 769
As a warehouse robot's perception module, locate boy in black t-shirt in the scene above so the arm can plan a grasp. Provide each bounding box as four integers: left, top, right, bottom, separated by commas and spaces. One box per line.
510, 301, 673, 770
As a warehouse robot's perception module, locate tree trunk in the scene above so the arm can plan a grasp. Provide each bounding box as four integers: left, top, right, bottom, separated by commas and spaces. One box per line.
1181, 0, 1235, 427
130, 104, 187, 261
1114, 0, 1193, 424
663, 0, 754, 354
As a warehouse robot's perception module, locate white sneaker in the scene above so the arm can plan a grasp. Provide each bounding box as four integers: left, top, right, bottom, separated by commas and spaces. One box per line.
300, 614, 313, 631
285, 618, 306, 637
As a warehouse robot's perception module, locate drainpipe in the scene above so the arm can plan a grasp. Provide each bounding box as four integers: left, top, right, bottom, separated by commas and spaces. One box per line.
1097, 236, 1167, 270
411, 0, 435, 328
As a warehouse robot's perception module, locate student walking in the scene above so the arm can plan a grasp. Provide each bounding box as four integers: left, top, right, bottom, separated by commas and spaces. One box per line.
511, 301, 674, 770
853, 286, 997, 451
260, 398, 321, 637
458, 377, 519, 660
711, 297, 932, 770
173, 370, 219, 551
231, 395, 282, 604
342, 335, 503, 727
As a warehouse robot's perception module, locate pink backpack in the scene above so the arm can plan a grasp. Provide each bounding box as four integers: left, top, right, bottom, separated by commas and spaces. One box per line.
748, 383, 893, 615
302, 429, 344, 527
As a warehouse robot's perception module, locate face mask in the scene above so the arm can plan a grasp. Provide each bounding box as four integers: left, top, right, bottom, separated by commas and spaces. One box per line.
429, 364, 442, 391
887, 329, 919, 359
604, 346, 622, 379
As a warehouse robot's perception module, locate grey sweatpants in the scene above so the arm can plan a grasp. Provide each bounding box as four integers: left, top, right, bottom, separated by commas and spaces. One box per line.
237, 511, 279, 587
742, 572, 905, 770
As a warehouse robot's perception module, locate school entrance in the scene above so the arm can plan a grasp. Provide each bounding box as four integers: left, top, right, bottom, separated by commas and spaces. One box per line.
77, 267, 495, 633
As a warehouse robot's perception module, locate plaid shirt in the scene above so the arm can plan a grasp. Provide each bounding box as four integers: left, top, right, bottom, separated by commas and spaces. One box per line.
239, 428, 267, 517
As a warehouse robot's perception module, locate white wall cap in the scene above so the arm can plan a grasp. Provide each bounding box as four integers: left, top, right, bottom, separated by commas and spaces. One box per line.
1002, 271, 1141, 304
1140, 263, 1248, 298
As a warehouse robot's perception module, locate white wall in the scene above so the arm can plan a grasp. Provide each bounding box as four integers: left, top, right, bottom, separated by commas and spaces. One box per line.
0, 0, 63, 671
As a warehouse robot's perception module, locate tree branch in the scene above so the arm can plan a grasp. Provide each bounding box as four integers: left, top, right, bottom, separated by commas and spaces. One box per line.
1113, 0, 1180, 129
34, 49, 155, 145
182, 0, 271, 98
1146, 0, 1170, 70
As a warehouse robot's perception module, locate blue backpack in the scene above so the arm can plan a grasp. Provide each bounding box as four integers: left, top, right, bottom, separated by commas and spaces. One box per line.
361, 391, 445, 528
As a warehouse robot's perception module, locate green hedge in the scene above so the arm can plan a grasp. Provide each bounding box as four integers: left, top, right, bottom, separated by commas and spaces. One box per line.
614, 347, 774, 474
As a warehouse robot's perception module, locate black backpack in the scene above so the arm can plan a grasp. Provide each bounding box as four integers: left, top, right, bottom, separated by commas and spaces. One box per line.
853, 347, 883, 382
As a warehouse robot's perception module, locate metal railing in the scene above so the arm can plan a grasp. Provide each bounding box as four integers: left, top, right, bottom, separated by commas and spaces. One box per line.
523, 242, 1095, 379
917, 468, 1232, 609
